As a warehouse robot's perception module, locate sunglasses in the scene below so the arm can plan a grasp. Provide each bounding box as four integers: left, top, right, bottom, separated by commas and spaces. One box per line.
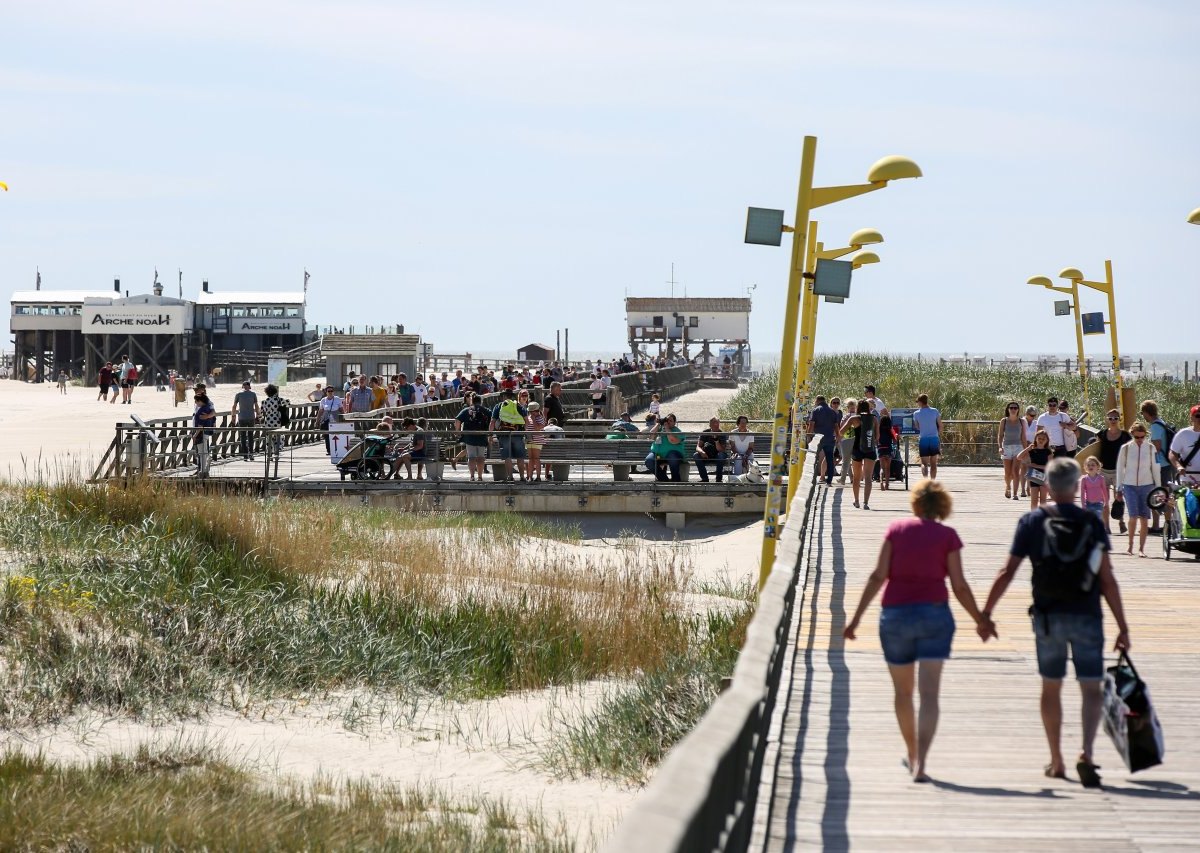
1106, 416, 1119, 421
1008, 406, 1019, 410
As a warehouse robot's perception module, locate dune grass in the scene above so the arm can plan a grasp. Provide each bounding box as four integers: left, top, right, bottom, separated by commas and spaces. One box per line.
0, 745, 571, 851
0, 480, 710, 727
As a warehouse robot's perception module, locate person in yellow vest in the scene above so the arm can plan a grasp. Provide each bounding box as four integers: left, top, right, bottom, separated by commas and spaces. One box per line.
489, 389, 528, 482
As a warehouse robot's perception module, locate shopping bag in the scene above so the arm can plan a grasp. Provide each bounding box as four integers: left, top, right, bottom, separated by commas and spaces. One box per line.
1102, 651, 1164, 772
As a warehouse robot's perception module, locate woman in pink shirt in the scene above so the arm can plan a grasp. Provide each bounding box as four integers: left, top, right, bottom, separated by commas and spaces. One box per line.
843, 479, 995, 782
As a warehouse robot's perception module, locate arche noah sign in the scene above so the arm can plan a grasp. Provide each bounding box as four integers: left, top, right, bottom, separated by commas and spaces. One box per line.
82, 306, 189, 333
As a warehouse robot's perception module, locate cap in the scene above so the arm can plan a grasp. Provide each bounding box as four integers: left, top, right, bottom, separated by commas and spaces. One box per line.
1191, 404, 1200, 418
527, 401, 541, 411
620, 411, 631, 419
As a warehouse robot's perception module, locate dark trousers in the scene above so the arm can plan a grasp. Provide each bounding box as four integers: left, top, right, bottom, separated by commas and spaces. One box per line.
819, 441, 837, 483
693, 450, 727, 482
650, 450, 684, 482
237, 418, 256, 459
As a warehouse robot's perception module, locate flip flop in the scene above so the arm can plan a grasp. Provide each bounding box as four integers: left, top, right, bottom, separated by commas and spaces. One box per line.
1076, 760, 1102, 788
1044, 764, 1067, 779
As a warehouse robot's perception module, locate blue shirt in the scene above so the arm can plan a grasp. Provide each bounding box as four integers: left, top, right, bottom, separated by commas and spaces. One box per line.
807, 404, 841, 446
1150, 421, 1168, 466
193, 400, 216, 434
913, 406, 940, 439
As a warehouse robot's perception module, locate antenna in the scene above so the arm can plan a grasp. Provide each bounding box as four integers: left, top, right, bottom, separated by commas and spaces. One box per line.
666, 263, 680, 298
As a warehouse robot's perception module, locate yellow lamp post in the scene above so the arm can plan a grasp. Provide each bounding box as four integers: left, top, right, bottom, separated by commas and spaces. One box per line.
1028, 275, 1088, 409
747, 135, 920, 588
1188, 208, 1200, 225
1059, 263, 1125, 424
786, 229, 883, 505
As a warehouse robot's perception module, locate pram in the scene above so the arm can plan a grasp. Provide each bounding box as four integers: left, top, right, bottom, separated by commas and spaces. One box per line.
1153, 482, 1200, 561
337, 433, 398, 480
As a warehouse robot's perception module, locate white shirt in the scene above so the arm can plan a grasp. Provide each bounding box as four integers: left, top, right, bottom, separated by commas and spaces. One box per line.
1023, 416, 1039, 443
866, 395, 886, 413
1036, 411, 1073, 446
1115, 439, 1162, 488
589, 378, 605, 399
1170, 426, 1200, 473
413, 384, 427, 404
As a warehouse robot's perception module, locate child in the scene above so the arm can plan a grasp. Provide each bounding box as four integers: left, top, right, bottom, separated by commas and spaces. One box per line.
1080, 456, 1108, 520
1015, 428, 1052, 510
649, 393, 662, 417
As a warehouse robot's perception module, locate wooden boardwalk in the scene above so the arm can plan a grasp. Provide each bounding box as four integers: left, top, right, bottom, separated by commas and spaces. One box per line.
758, 469, 1200, 852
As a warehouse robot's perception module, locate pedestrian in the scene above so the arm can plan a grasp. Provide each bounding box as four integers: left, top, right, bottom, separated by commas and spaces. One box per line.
544, 381, 567, 427
648, 393, 662, 418
843, 478, 993, 783
192, 389, 217, 478
526, 401, 547, 481
729, 415, 756, 477
863, 384, 887, 414
843, 399, 879, 509
693, 417, 728, 483
260, 383, 287, 457
1095, 408, 1131, 534
489, 389, 528, 482
98, 362, 114, 402
231, 381, 260, 461
998, 401, 1027, 500
455, 391, 492, 482
1016, 428, 1052, 510
1019, 405, 1039, 496
1168, 404, 1200, 487
877, 407, 895, 491
307, 383, 324, 403
913, 394, 942, 479
1036, 396, 1075, 458
980, 457, 1130, 787
806, 395, 841, 486
589, 372, 606, 419
1140, 400, 1174, 535
1059, 401, 1080, 456
837, 398, 858, 486
318, 385, 341, 454
1114, 421, 1161, 557
1080, 457, 1108, 520
56, 370, 68, 395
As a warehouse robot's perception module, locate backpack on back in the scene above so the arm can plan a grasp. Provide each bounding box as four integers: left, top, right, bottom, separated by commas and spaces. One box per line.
278, 399, 290, 427
1155, 419, 1176, 458
1031, 506, 1102, 603
465, 405, 491, 434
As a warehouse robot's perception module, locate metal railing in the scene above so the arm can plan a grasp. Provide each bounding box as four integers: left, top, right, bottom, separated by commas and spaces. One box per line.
603, 438, 822, 852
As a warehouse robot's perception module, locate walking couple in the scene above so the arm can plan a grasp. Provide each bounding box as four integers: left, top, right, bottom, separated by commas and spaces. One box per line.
843, 458, 1130, 786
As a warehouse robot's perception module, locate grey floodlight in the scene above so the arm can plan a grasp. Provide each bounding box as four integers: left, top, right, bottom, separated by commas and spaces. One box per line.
1053, 300, 1072, 317
745, 207, 786, 246
812, 258, 853, 298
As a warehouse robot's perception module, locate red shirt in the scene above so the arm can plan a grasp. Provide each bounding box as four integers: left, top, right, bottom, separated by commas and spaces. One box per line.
881, 517, 963, 607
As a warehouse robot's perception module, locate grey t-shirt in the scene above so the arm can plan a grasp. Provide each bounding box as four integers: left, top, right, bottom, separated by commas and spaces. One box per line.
234, 390, 258, 421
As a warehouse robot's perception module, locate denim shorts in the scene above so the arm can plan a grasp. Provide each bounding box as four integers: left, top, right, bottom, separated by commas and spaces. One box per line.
1084, 501, 1105, 519
496, 432, 526, 459
1032, 610, 1104, 680
1122, 483, 1153, 519
879, 601, 955, 665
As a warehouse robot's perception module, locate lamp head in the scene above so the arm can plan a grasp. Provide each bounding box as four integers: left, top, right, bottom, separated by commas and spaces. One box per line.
847, 228, 884, 247
1188, 207, 1200, 225
1027, 276, 1053, 288
867, 155, 922, 184
850, 251, 880, 269
1059, 267, 1084, 281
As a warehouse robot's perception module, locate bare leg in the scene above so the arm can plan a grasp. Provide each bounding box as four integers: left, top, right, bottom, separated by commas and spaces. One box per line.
914, 660, 945, 781
863, 460, 876, 506
1041, 678, 1066, 776
1127, 517, 1137, 554
929, 454, 938, 480
1079, 680, 1103, 763
851, 459, 863, 506
1137, 517, 1148, 555
887, 663, 918, 773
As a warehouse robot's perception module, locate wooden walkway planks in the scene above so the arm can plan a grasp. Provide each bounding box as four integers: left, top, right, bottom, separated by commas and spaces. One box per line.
759, 469, 1200, 853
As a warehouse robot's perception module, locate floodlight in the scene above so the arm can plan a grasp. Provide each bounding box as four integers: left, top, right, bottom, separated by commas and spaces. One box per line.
1082, 312, 1106, 334
745, 207, 786, 246
1054, 300, 1072, 317
813, 258, 853, 298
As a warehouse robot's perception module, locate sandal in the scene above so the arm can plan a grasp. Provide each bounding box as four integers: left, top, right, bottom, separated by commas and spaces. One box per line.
1044, 764, 1067, 779
1076, 760, 1102, 788
1005, 489, 1011, 499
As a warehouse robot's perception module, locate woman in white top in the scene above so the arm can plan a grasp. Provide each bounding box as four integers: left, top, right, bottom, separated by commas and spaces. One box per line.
1114, 421, 1162, 557
1019, 406, 1039, 496
729, 415, 755, 475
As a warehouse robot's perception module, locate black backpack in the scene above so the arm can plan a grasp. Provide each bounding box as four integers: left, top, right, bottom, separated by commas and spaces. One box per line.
278, 399, 290, 427
1155, 419, 1176, 457
465, 405, 491, 434
1031, 506, 1100, 602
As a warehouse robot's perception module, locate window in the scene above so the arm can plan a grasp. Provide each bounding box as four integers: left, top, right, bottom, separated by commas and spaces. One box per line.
689, 316, 699, 327
218, 307, 229, 317
652, 315, 664, 327
674, 315, 685, 327
377, 363, 398, 378
286, 307, 300, 317
344, 362, 362, 379
271, 307, 285, 317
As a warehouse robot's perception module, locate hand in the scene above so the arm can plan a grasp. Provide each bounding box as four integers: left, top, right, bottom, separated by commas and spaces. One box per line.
842, 619, 859, 641
976, 617, 998, 641
1114, 629, 1130, 651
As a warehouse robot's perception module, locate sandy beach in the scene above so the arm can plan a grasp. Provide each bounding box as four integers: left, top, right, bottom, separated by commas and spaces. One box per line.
0, 377, 758, 848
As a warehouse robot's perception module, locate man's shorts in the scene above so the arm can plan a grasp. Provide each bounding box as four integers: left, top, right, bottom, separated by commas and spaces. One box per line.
1031, 610, 1104, 680
497, 432, 527, 459
879, 602, 955, 665
465, 444, 488, 459
918, 436, 940, 457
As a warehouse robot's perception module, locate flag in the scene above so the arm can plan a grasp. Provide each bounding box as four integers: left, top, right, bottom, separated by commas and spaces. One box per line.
154, 267, 160, 286
36, 268, 41, 290
303, 269, 310, 295
178, 269, 183, 299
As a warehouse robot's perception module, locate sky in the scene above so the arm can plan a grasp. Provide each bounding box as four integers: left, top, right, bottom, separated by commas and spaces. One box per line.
2, 1, 1198, 360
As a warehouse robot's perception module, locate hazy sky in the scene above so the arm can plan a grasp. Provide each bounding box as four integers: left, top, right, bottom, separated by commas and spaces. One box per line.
2, 1, 1197, 359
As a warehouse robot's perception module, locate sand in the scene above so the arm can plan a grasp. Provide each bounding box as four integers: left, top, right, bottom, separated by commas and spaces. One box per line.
0, 377, 758, 848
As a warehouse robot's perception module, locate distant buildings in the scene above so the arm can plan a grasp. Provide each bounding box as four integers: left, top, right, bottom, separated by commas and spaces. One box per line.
624, 296, 751, 371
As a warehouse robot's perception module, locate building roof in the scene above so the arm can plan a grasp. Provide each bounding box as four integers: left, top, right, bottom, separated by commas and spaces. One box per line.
321, 334, 421, 355
11, 290, 118, 304
195, 291, 306, 306
625, 297, 752, 313
519, 343, 555, 351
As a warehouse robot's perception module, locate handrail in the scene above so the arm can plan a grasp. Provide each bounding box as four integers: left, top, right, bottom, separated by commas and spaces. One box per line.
604, 436, 822, 852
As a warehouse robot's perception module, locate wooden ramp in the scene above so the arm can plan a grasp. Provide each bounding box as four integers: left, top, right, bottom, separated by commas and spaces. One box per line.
757, 468, 1200, 852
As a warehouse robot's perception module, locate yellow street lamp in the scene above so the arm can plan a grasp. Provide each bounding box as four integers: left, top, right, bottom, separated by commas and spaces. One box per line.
786, 231, 884, 504
1188, 208, 1200, 225
1059, 263, 1125, 424
745, 136, 920, 587
1027, 274, 1088, 408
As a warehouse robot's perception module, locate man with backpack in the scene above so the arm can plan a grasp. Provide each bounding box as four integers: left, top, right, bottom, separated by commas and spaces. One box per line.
1168, 405, 1200, 487
455, 391, 492, 482
980, 457, 1131, 788
1141, 399, 1175, 534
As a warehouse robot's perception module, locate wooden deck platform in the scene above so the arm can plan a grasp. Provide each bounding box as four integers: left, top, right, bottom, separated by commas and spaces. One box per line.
757, 468, 1200, 852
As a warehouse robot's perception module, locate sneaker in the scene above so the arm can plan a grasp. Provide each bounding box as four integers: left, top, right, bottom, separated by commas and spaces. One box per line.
1148, 526, 1163, 535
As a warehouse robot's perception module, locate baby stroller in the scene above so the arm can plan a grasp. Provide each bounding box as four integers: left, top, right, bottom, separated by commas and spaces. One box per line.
337, 433, 396, 480
1155, 482, 1200, 561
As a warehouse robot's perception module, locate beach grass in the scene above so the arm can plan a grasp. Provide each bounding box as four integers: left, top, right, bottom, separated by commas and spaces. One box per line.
0, 480, 705, 727
0, 746, 572, 851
